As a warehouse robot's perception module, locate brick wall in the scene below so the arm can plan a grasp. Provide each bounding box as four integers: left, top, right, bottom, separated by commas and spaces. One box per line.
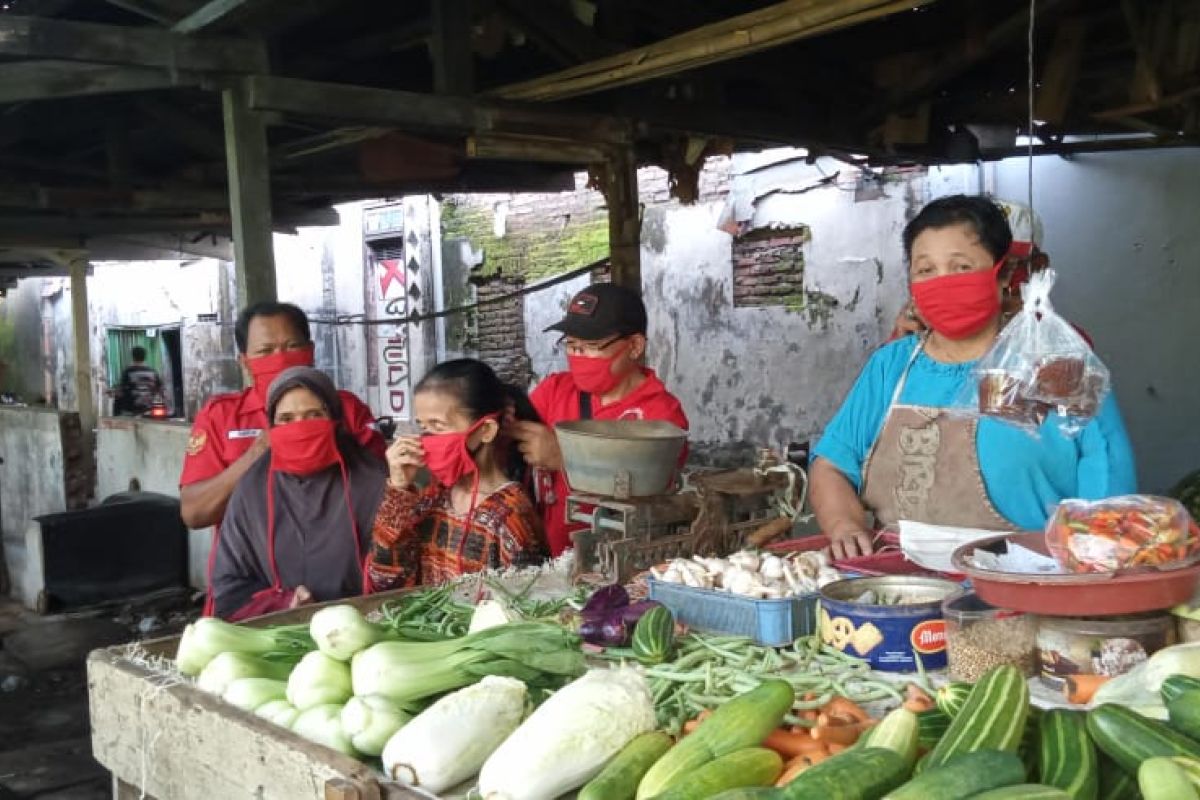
472, 275, 532, 388
731, 227, 811, 308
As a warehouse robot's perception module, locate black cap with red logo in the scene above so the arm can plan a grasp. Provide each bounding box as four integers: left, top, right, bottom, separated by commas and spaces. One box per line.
544, 283, 648, 341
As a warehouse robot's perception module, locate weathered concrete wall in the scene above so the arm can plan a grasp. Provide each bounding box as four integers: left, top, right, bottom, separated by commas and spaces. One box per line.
0, 277, 47, 402
991, 151, 1200, 492
96, 418, 209, 588
648, 153, 978, 459
0, 407, 76, 601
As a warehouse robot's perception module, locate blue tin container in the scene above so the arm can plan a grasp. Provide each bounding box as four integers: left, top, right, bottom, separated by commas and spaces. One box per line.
819, 576, 963, 672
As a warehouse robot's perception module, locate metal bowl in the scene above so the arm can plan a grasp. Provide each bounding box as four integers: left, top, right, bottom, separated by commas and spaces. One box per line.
556, 419, 687, 498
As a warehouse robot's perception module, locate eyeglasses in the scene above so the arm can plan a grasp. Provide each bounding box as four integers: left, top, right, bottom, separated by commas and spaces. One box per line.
559, 335, 625, 357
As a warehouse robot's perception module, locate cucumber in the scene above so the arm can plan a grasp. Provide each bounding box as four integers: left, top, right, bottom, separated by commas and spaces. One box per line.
936, 682, 973, 718
650, 748, 782, 800
579, 731, 673, 800
925, 666, 1030, 771
1138, 757, 1198, 800
972, 786, 1072, 799
1098, 753, 1142, 800
636, 680, 794, 799
917, 708, 952, 750
1164, 677, 1200, 706
1169, 690, 1200, 742
709, 791, 782, 800
631, 606, 675, 666
884, 749, 1025, 800
1088, 704, 1200, 775
863, 707, 920, 770
1039, 709, 1098, 800
778, 748, 909, 800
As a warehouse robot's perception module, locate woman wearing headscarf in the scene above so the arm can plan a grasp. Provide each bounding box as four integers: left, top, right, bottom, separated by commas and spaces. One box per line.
209, 366, 387, 620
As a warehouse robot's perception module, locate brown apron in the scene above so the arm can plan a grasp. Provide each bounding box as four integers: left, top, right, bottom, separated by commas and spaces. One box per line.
861, 338, 1010, 530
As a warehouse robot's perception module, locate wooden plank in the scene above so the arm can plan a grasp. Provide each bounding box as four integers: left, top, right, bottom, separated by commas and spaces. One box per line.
104, 0, 200, 25
243, 75, 631, 144
222, 81, 277, 305
491, 0, 935, 102
1035, 18, 1089, 125
87, 649, 403, 800
1122, 0, 1165, 103
497, 0, 620, 65
0, 184, 228, 212
137, 98, 229, 160
172, 0, 257, 34
466, 133, 608, 163
0, 61, 199, 105
0, 14, 267, 74
431, 0, 475, 96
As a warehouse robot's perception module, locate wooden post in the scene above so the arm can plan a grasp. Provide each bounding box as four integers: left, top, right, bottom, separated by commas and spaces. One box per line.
431, 0, 473, 96
68, 254, 95, 500
602, 147, 641, 293
222, 81, 276, 305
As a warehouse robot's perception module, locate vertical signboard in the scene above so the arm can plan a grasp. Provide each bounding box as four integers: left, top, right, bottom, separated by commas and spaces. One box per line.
364, 204, 411, 420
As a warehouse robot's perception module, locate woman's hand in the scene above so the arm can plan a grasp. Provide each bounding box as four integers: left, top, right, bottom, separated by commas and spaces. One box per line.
289, 585, 313, 608
827, 526, 875, 560
386, 435, 424, 488
889, 302, 927, 340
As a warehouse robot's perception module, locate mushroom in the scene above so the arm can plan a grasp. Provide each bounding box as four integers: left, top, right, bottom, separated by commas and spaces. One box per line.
759, 554, 785, 581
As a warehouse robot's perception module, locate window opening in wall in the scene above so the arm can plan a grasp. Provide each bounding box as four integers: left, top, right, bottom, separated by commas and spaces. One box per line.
731, 226, 811, 309
105, 325, 184, 417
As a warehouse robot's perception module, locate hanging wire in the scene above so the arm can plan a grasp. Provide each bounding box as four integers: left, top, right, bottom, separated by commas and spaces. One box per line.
1027, 0, 1037, 212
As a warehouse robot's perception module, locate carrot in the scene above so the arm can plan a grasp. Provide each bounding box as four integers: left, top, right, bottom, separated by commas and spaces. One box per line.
820, 696, 871, 724
902, 683, 936, 713
813, 720, 874, 746
1064, 674, 1110, 705
763, 728, 827, 758
775, 750, 832, 787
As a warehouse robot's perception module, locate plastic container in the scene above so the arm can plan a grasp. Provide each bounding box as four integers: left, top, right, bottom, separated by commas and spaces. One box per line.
819, 576, 962, 672
1037, 614, 1176, 691
943, 593, 1038, 682
952, 532, 1200, 615
647, 579, 817, 647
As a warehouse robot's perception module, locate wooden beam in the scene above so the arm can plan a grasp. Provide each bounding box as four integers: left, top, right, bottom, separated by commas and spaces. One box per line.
0, 213, 232, 236
0, 61, 199, 105
466, 133, 607, 163
1122, 0, 1165, 103
1035, 18, 1089, 125
497, 0, 619, 65
0, 15, 267, 74
103, 0, 179, 25
491, 0, 934, 102
1093, 83, 1200, 118
0, 184, 228, 212
431, 0, 475, 96
599, 147, 640, 292
242, 75, 631, 143
136, 98, 228, 160
870, 0, 1071, 119
222, 82, 276, 304
173, 0, 256, 34
981, 135, 1199, 159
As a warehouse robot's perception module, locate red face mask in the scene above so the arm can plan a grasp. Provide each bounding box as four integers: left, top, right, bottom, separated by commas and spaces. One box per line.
421, 415, 496, 488
567, 342, 630, 395
269, 418, 340, 475
248, 344, 316, 405
910, 260, 1003, 340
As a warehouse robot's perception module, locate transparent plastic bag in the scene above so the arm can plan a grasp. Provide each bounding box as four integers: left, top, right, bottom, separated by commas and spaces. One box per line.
1045, 495, 1200, 574
972, 269, 1110, 436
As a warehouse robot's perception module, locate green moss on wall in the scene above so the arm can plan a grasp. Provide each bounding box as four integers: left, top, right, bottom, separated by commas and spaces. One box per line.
441, 198, 610, 281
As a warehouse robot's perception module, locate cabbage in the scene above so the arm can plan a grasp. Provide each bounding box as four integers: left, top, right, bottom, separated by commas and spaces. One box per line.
309, 605, 395, 662
340, 695, 410, 757
286, 652, 352, 711
382, 675, 527, 794
255, 699, 300, 728
223, 678, 287, 712
291, 704, 356, 755
196, 652, 295, 696
478, 667, 656, 800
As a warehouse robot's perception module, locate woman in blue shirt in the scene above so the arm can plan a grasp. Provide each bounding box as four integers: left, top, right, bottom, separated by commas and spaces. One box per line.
812, 195, 1137, 559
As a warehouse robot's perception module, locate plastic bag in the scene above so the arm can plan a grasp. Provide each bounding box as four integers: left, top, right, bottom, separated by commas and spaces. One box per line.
1045, 495, 1200, 574
971, 269, 1110, 436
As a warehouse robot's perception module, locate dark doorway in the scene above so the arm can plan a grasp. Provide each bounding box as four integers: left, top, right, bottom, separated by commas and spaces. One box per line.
160, 327, 184, 417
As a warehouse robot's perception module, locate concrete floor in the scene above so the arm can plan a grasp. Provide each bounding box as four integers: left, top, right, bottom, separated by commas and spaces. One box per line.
0, 592, 198, 799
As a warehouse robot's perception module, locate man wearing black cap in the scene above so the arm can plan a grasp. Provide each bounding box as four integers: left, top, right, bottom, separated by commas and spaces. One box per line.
510, 283, 689, 556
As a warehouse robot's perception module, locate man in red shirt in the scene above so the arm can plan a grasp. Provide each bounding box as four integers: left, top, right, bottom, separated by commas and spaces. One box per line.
179, 301, 385, 532
511, 284, 689, 556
